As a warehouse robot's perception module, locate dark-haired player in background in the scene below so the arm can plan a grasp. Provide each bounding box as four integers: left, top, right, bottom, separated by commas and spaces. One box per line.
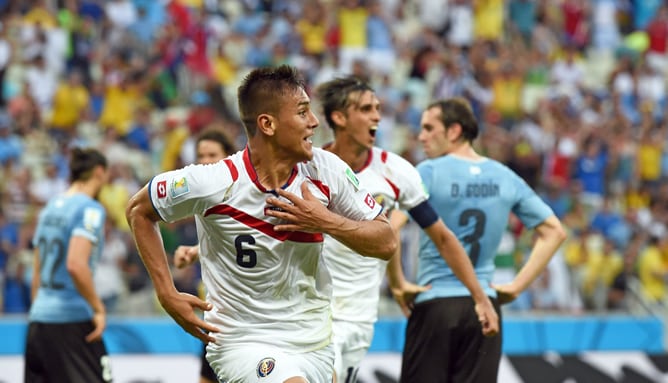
25, 147, 112, 383
389, 98, 566, 382
315, 76, 498, 383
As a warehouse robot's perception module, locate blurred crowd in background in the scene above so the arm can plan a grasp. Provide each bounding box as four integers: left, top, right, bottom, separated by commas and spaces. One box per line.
1, 0, 668, 318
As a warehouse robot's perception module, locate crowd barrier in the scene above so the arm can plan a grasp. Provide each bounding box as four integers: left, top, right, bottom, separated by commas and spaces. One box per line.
0, 314, 664, 383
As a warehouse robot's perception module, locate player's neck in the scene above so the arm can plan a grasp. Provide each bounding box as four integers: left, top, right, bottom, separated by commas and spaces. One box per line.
326, 140, 370, 172
248, 145, 297, 190
449, 144, 482, 160
66, 181, 97, 198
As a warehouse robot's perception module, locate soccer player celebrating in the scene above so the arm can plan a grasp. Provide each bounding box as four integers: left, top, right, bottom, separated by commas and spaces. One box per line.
126, 65, 397, 383
315, 77, 498, 383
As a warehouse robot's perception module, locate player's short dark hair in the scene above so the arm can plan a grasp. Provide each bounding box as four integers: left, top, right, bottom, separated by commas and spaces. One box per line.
315, 76, 374, 130
427, 98, 479, 142
196, 128, 236, 156
69, 147, 107, 183
237, 65, 306, 137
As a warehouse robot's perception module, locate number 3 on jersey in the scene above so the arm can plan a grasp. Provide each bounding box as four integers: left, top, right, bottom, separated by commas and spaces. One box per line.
459, 208, 486, 266
234, 235, 257, 268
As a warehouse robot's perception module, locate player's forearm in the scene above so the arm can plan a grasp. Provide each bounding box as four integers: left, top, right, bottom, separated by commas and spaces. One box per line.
427, 222, 489, 302
386, 209, 410, 287
30, 273, 40, 302
513, 216, 567, 292
386, 242, 407, 288
129, 217, 177, 299
69, 263, 105, 314
30, 250, 40, 302
126, 198, 178, 300
326, 214, 398, 260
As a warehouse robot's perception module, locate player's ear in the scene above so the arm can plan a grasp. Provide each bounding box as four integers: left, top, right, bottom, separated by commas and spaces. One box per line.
331, 110, 346, 129
447, 123, 463, 141
257, 114, 276, 136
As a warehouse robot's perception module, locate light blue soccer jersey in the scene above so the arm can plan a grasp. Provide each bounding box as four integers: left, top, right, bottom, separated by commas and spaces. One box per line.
29, 193, 106, 323
415, 155, 554, 303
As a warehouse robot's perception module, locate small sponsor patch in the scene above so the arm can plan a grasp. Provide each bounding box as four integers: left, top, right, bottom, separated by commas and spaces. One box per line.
170, 177, 190, 198
83, 208, 102, 231
421, 182, 430, 197
364, 193, 376, 209
157, 180, 167, 198
256, 357, 275, 378
345, 167, 360, 190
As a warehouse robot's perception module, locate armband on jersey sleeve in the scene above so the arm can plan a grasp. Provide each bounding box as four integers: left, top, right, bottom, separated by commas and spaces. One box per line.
408, 200, 439, 229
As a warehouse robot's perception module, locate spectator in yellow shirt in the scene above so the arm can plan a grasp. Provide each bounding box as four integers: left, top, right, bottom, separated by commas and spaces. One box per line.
98, 73, 143, 136
337, 0, 368, 72
161, 115, 189, 172
49, 70, 89, 142
638, 235, 668, 305
295, 1, 328, 59
474, 0, 504, 42
491, 63, 524, 129
581, 237, 623, 310
23, 0, 58, 28
636, 125, 664, 190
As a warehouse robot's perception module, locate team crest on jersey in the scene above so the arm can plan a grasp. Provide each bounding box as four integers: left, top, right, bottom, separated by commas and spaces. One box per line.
256, 357, 276, 378
345, 167, 360, 190
170, 177, 190, 198
373, 193, 391, 212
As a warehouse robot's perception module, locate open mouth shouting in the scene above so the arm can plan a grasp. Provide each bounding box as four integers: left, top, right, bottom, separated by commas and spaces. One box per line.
369, 125, 378, 138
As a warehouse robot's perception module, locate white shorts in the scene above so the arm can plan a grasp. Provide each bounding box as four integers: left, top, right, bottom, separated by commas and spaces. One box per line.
331, 320, 374, 383
206, 342, 334, 383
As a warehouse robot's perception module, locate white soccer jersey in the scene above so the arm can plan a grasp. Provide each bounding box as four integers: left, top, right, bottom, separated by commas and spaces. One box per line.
323, 147, 428, 323
149, 147, 382, 352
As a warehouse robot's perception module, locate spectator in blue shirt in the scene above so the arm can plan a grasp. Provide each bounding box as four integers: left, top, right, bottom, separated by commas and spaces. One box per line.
0, 113, 21, 168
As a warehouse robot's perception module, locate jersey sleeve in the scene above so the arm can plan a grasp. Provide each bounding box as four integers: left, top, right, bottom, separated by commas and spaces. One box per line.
510, 170, 554, 229
385, 152, 429, 211
149, 163, 234, 223
318, 151, 383, 221
72, 202, 106, 244
416, 159, 435, 194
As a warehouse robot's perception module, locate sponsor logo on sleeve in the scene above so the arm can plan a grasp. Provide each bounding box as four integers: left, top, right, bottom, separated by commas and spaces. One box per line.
170, 177, 190, 198
345, 167, 360, 190
83, 208, 102, 231
256, 357, 276, 378
421, 182, 430, 197
157, 180, 167, 198
364, 193, 376, 209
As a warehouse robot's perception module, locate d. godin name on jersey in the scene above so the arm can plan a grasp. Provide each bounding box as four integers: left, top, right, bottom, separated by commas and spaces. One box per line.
450, 182, 499, 198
